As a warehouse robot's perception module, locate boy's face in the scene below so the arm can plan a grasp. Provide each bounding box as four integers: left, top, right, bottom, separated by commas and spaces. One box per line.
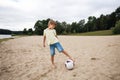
49, 24, 56, 29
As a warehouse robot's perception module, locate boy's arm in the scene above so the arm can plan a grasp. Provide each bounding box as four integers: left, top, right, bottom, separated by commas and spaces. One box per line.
43, 36, 46, 47
55, 30, 58, 38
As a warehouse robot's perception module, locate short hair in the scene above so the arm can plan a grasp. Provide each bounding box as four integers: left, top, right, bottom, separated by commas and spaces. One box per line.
48, 19, 56, 26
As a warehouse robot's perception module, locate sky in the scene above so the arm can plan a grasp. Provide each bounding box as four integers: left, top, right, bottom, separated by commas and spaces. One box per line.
0, 0, 120, 31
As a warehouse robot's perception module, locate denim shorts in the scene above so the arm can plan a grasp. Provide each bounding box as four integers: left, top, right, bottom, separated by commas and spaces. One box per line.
50, 42, 64, 56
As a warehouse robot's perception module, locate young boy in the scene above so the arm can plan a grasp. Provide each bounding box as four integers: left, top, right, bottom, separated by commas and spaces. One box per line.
43, 19, 74, 68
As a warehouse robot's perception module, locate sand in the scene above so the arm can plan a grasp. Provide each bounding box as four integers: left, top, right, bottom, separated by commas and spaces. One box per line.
0, 36, 120, 80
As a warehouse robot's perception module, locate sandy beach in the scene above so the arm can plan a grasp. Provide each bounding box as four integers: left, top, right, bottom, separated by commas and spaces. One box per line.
0, 36, 120, 80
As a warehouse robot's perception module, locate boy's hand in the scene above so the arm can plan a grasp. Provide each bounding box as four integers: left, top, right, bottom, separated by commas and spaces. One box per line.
43, 36, 46, 47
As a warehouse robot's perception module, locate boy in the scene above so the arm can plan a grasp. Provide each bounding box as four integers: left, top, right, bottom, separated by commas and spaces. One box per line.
43, 19, 74, 68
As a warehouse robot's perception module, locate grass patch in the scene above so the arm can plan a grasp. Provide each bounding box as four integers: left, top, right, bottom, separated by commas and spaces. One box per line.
69, 30, 117, 36
0, 38, 12, 43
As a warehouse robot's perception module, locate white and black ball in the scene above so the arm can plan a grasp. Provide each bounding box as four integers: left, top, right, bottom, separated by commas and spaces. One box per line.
65, 59, 74, 70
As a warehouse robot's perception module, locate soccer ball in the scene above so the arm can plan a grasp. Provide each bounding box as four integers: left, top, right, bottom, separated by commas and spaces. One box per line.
65, 59, 74, 70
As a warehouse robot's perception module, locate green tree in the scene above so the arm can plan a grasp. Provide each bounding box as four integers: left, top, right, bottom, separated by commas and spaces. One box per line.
115, 6, 120, 21
78, 19, 85, 32
71, 22, 78, 33
34, 20, 44, 35
55, 21, 64, 34
28, 28, 33, 35
99, 14, 108, 30
84, 16, 97, 32
34, 19, 50, 35
108, 12, 116, 28
113, 20, 120, 34
66, 24, 72, 33
61, 21, 67, 34
23, 28, 27, 34
0, 29, 12, 34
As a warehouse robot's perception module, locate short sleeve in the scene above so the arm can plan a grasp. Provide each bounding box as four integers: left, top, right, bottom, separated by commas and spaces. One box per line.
43, 30, 46, 36
54, 29, 57, 36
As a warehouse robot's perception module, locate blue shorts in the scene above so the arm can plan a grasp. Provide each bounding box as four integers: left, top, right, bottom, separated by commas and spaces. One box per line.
50, 42, 64, 56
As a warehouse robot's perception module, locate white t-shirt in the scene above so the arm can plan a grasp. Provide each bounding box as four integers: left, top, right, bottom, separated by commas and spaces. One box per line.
43, 28, 59, 45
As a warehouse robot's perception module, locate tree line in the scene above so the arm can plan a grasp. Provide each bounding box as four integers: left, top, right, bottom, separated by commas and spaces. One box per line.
0, 7, 120, 35
0, 29, 12, 34
32, 6, 120, 35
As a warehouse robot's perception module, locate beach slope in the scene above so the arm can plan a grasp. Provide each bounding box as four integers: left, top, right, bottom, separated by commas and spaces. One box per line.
0, 36, 120, 80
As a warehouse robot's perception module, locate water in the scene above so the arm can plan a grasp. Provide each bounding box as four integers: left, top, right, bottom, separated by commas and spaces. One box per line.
0, 35, 12, 39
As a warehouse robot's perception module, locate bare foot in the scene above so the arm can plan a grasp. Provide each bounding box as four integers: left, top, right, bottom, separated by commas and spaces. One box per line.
69, 58, 75, 62
52, 64, 57, 69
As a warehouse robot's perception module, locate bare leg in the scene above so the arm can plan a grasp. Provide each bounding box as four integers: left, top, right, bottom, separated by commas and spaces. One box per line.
51, 56, 56, 68
62, 50, 74, 61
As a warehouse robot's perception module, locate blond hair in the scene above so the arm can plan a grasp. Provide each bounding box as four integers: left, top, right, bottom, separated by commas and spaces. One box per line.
48, 19, 56, 26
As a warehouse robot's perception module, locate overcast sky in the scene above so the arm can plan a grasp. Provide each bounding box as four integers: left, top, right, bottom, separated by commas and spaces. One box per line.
0, 0, 120, 31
